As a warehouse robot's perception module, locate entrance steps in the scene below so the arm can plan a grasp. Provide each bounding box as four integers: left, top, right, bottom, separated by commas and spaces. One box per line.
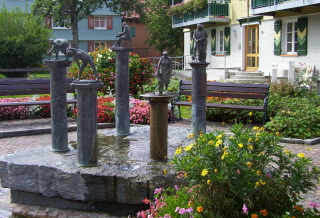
226, 70, 270, 83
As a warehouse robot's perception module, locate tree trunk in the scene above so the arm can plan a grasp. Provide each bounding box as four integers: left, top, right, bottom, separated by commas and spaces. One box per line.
70, 6, 79, 49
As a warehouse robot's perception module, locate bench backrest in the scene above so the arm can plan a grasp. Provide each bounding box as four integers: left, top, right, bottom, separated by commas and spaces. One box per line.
179, 80, 269, 100
0, 78, 75, 96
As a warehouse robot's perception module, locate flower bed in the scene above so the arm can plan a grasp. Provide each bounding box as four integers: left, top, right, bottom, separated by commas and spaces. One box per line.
0, 97, 31, 120
138, 124, 320, 217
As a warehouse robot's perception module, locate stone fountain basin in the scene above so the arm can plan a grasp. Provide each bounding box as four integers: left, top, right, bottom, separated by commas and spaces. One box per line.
0, 125, 194, 215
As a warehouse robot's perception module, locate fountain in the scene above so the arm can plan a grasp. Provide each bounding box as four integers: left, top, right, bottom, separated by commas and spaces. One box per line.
0, 42, 192, 216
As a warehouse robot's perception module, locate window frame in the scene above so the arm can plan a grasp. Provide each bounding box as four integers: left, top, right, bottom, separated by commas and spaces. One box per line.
94, 17, 106, 29
216, 28, 225, 55
282, 18, 298, 55
51, 17, 71, 29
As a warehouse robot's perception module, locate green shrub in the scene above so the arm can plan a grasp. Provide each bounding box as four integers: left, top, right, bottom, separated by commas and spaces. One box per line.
0, 5, 51, 77
139, 124, 320, 217
206, 98, 263, 124
265, 81, 320, 139
142, 77, 180, 94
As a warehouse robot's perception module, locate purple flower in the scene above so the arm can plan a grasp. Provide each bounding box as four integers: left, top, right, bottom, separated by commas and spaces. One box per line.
242, 204, 248, 214
186, 207, 193, 213
179, 208, 186, 214
154, 188, 163, 194
175, 207, 180, 212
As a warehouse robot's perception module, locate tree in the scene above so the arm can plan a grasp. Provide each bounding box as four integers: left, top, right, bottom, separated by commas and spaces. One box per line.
143, 0, 183, 56
31, 0, 145, 48
0, 5, 51, 75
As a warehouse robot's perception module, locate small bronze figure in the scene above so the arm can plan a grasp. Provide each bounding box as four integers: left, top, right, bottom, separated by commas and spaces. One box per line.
115, 22, 132, 47
157, 51, 172, 94
47, 38, 70, 61
193, 24, 208, 62
66, 48, 99, 80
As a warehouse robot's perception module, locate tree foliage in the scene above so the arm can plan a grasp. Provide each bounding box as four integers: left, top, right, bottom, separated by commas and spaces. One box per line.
143, 0, 183, 56
31, 0, 145, 48
0, 5, 51, 72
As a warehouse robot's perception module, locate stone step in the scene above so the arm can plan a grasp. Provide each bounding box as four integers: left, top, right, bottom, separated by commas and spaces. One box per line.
229, 72, 264, 77
229, 75, 268, 80
225, 78, 270, 83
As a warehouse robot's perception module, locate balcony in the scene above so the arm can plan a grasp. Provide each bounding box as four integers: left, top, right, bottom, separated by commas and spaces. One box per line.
172, 3, 230, 29
251, 0, 320, 16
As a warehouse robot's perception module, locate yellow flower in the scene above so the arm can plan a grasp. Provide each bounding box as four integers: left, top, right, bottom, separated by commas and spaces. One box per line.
238, 143, 244, 148
202, 139, 206, 142
207, 180, 211, 184
256, 170, 262, 175
248, 145, 254, 151
306, 148, 313, 151
256, 133, 261, 137
216, 134, 223, 140
184, 173, 188, 178
215, 139, 222, 147
184, 144, 194, 151
246, 162, 252, 168
208, 140, 214, 145
252, 126, 260, 131
222, 147, 227, 151
297, 153, 305, 158
163, 169, 167, 174
276, 132, 281, 136
255, 181, 260, 188
175, 146, 182, 155
259, 127, 265, 131
221, 152, 228, 160
255, 138, 259, 142
201, 169, 209, 177
260, 180, 266, 185
188, 134, 194, 138
197, 206, 204, 213
222, 122, 225, 125
284, 149, 290, 155
248, 112, 253, 116
248, 138, 253, 142
214, 169, 218, 173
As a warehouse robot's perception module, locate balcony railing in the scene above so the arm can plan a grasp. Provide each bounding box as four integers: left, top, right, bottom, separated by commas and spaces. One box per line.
172, 3, 229, 24
251, 0, 293, 9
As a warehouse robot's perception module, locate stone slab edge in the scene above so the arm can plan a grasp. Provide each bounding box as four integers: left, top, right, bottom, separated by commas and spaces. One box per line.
0, 123, 115, 138
281, 137, 320, 145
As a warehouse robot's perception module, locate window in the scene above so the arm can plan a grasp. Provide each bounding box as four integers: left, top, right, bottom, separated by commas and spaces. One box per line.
52, 17, 70, 29
274, 18, 307, 56
217, 29, 224, 54
283, 20, 297, 54
94, 17, 106, 29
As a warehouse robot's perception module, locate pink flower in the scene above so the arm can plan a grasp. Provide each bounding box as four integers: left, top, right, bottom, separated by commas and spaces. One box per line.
154, 188, 163, 194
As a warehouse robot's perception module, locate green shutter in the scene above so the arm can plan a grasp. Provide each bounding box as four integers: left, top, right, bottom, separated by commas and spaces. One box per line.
274, 20, 282, 55
190, 31, 194, 55
211, 29, 216, 55
296, 17, 308, 56
130, 27, 136, 37
224, 27, 230, 55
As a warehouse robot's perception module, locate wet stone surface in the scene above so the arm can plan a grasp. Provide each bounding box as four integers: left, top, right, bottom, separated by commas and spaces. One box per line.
0, 125, 194, 212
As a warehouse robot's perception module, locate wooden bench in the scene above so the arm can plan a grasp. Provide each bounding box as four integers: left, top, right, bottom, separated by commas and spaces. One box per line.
0, 78, 77, 107
171, 80, 270, 124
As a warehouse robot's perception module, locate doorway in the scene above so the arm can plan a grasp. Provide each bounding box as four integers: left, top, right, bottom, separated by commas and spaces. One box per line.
245, 25, 259, 71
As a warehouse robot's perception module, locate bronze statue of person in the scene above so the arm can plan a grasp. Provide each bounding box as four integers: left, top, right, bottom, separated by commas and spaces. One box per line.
47, 38, 69, 61
115, 22, 131, 47
66, 48, 99, 80
157, 51, 172, 94
193, 24, 208, 62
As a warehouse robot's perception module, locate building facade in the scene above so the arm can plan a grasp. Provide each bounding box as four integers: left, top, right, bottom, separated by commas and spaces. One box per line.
172, 0, 320, 83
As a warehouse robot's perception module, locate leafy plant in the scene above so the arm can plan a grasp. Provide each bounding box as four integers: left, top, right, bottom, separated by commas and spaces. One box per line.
139, 124, 320, 217
167, 0, 207, 17
0, 5, 51, 76
265, 81, 320, 139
